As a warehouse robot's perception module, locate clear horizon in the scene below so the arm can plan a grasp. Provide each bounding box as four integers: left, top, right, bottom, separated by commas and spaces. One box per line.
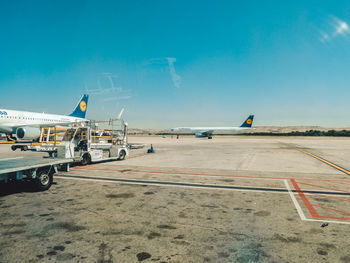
1, 1, 350, 129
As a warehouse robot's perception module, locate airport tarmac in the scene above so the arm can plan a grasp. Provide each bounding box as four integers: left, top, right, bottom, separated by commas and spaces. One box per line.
1, 136, 350, 263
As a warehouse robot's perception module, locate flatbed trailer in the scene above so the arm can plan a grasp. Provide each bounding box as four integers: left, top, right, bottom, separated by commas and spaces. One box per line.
0, 157, 72, 191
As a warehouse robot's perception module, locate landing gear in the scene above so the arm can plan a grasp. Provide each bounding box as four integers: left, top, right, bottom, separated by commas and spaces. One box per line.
208, 136, 213, 139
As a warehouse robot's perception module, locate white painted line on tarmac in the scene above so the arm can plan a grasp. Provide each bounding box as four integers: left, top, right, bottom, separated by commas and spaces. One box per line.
302, 218, 350, 225
284, 179, 306, 220
57, 176, 350, 224
65, 170, 350, 197
56, 175, 290, 194
284, 179, 350, 225
0, 157, 24, 161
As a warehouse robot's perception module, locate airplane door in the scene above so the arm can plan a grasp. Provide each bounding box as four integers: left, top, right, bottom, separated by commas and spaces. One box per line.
18, 112, 25, 125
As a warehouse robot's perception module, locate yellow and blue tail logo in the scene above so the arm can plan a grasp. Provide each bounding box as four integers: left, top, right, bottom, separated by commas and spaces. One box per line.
69, 94, 89, 118
240, 115, 254, 128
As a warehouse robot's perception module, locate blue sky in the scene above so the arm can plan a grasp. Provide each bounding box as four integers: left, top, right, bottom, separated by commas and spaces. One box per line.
1, 0, 350, 128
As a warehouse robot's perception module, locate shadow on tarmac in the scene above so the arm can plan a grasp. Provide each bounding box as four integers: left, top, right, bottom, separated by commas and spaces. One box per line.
0, 181, 57, 197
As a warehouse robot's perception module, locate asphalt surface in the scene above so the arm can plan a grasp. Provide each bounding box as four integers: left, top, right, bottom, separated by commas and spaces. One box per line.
1, 136, 350, 263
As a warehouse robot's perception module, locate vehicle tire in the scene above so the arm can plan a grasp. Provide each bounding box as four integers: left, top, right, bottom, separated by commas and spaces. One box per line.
11, 145, 16, 151
33, 168, 53, 191
81, 153, 91, 165
61, 163, 70, 172
118, 150, 126, 160
23, 145, 28, 151
208, 136, 213, 139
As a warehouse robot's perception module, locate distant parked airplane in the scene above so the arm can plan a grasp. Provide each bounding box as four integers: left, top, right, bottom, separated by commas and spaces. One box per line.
0, 95, 89, 141
171, 115, 254, 139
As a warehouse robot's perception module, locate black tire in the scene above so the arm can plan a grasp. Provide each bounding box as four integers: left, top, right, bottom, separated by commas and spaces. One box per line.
81, 153, 91, 165
208, 136, 213, 139
11, 145, 16, 151
118, 150, 126, 161
61, 163, 70, 172
33, 169, 53, 191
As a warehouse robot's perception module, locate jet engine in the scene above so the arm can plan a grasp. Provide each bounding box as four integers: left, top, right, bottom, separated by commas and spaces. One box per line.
16, 127, 41, 141
195, 132, 206, 138
195, 132, 212, 139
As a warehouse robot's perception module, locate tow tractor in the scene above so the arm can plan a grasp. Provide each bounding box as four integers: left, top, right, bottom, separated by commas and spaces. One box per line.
55, 125, 129, 169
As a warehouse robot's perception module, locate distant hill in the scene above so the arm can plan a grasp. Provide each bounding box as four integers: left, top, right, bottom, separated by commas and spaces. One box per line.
242, 126, 350, 134
128, 126, 350, 137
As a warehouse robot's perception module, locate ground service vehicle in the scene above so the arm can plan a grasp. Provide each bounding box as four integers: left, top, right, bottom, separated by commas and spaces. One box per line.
1, 124, 129, 191
0, 157, 71, 191
56, 126, 129, 166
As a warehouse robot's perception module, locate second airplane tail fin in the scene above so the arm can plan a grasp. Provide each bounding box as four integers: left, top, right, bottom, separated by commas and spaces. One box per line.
69, 94, 89, 118
240, 115, 254, 128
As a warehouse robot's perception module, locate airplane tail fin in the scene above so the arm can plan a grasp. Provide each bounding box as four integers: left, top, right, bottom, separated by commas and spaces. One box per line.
69, 94, 89, 118
240, 115, 254, 128
117, 108, 124, 120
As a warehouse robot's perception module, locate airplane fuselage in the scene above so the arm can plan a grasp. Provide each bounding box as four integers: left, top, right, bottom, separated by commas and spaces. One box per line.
171, 127, 250, 135
0, 109, 86, 133
171, 115, 254, 138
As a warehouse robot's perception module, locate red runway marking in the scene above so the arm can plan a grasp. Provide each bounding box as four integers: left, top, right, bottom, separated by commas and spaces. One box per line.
308, 193, 350, 203
291, 179, 350, 221
290, 179, 319, 218
69, 165, 350, 222
323, 180, 350, 186
312, 204, 350, 216
316, 215, 350, 221
296, 181, 350, 194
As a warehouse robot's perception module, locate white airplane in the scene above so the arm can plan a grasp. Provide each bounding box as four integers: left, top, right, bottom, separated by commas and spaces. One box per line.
0, 94, 89, 141
171, 115, 254, 139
